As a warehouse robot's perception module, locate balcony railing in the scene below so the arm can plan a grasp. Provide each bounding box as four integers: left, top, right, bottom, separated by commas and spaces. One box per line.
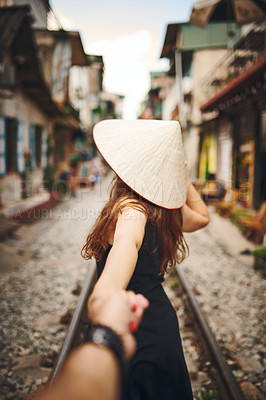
198, 17, 266, 107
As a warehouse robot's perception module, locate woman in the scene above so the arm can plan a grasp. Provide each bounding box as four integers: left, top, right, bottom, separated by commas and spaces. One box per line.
82, 120, 209, 400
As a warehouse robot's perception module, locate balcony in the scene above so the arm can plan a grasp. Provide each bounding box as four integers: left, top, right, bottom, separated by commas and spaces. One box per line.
198, 18, 266, 110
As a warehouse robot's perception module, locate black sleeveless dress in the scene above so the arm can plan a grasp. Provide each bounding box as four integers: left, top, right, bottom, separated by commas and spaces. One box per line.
97, 221, 193, 400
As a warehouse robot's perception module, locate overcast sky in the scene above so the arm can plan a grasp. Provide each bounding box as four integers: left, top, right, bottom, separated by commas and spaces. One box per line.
50, 0, 195, 118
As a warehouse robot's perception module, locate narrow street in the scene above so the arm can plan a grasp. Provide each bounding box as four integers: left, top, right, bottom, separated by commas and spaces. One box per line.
0, 176, 111, 399
0, 176, 265, 399
1, 2, 265, 400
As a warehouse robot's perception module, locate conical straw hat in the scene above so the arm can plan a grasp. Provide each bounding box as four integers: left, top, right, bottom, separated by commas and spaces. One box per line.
93, 119, 186, 209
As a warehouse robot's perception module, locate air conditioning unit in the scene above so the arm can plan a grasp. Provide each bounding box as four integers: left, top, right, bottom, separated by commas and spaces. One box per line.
0, 64, 15, 88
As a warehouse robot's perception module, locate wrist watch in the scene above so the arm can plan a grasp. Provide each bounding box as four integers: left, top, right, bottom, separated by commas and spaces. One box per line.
85, 324, 127, 395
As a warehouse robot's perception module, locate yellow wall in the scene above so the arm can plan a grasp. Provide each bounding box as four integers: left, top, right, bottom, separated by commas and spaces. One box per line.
199, 133, 217, 180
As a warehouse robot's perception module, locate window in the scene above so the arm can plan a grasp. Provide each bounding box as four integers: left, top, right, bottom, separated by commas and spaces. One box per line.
240, 112, 254, 139
35, 125, 42, 168
182, 51, 193, 78
30, 124, 44, 169
6, 118, 17, 173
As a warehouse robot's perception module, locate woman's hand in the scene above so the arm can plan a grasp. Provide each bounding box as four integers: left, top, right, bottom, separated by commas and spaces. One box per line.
181, 176, 210, 232
89, 290, 149, 358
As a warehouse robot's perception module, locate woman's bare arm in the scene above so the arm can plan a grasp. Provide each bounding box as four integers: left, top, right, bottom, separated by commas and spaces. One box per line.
181, 178, 209, 232
88, 208, 147, 313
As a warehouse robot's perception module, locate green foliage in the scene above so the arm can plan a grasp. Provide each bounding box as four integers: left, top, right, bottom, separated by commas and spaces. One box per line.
199, 388, 219, 400
229, 216, 245, 232
230, 209, 252, 218
61, 101, 80, 121
229, 209, 252, 232
69, 153, 82, 166
170, 279, 179, 290
252, 247, 266, 261
43, 165, 58, 192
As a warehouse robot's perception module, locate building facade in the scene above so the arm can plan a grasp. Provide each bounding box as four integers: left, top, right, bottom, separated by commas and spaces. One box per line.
199, 18, 266, 209
0, 3, 89, 207
159, 22, 241, 179
0, 6, 59, 205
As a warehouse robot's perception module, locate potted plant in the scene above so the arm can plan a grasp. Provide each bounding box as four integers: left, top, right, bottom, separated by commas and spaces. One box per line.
43, 165, 59, 200
251, 247, 266, 278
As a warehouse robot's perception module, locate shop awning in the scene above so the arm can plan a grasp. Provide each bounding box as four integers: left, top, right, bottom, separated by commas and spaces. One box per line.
160, 22, 240, 59
200, 54, 266, 112
35, 29, 88, 67
160, 23, 182, 59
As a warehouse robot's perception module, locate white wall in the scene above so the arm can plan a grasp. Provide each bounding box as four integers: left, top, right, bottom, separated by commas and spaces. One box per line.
181, 48, 227, 179
192, 48, 227, 124
161, 77, 178, 121
69, 66, 91, 128
217, 118, 233, 187
183, 126, 201, 180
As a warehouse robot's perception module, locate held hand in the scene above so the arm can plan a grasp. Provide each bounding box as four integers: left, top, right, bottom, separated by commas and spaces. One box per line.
89, 291, 149, 358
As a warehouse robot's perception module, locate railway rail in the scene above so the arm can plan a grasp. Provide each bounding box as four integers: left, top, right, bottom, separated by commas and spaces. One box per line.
50, 262, 248, 400
49, 262, 97, 381
175, 265, 246, 400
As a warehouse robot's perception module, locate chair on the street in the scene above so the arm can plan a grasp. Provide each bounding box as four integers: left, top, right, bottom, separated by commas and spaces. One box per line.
236, 201, 266, 244
215, 189, 239, 218
201, 178, 226, 205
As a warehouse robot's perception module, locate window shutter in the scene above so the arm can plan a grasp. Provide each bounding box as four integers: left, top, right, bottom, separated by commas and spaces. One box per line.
0, 115, 6, 176
29, 124, 35, 170
41, 126, 48, 168
17, 120, 25, 173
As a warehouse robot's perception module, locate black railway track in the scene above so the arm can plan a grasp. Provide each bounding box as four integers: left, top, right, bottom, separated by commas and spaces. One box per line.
49, 260, 97, 381
175, 265, 246, 400
50, 261, 246, 400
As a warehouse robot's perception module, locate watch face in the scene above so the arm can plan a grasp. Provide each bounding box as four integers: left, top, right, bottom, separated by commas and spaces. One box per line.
92, 328, 106, 345
86, 325, 125, 365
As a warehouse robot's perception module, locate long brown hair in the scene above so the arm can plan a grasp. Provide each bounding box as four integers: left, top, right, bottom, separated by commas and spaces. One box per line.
81, 175, 188, 274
